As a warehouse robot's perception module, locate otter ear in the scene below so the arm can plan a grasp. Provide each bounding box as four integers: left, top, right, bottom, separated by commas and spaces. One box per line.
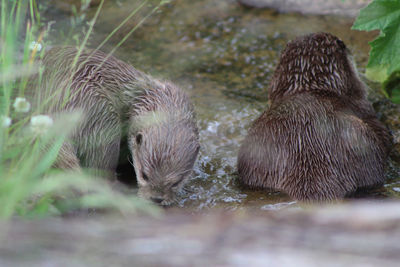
136, 134, 143, 146
336, 39, 346, 50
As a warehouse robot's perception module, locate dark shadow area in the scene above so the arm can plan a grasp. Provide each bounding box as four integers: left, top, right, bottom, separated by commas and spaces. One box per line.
348, 186, 388, 200
116, 160, 137, 187
116, 136, 137, 188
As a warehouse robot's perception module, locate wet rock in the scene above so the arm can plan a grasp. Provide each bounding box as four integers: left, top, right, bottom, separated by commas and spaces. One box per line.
367, 80, 400, 159
377, 101, 400, 158
1, 201, 400, 266
46, 0, 101, 14
238, 0, 371, 17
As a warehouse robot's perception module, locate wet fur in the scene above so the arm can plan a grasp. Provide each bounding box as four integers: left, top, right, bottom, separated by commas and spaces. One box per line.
237, 33, 391, 201
33, 47, 200, 205
128, 77, 200, 205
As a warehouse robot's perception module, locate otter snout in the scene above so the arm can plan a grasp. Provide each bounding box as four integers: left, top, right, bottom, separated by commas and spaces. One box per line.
137, 184, 179, 206
150, 196, 164, 204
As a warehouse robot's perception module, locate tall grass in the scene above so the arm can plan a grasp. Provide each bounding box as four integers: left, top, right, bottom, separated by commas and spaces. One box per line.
0, 0, 168, 219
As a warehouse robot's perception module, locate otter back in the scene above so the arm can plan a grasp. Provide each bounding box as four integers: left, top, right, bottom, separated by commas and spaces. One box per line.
237, 32, 391, 202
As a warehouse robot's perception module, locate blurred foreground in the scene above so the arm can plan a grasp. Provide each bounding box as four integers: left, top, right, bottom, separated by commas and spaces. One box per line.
1, 201, 399, 266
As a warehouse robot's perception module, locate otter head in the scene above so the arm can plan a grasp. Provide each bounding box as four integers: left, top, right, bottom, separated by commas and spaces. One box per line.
129, 112, 200, 206
269, 32, 364, 102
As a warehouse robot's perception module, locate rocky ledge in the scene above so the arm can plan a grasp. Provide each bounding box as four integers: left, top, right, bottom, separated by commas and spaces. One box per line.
238, 0, 372, 17
1, 201, 400, 266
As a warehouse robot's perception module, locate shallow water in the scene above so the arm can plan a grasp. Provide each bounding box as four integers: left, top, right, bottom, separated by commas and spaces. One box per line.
43, 0, 400, 210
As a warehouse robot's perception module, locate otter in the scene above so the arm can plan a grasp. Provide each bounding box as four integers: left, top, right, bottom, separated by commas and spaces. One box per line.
32, 47, 200, 205
237, 32, 391, 202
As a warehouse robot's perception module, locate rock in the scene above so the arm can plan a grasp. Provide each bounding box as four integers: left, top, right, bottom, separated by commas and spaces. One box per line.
368, 81, 400, 158
238, 0, 372, 17
380, 101, 400, 158
1, 201, 400, 266
46, 0, 101, 14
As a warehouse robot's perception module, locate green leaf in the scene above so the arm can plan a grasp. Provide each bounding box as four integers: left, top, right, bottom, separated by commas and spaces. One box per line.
352, 0, 400, 31
352, 0, 400, 101
365, 65, 389, 83
391, 89, 400, 103
367, 24, 400, 73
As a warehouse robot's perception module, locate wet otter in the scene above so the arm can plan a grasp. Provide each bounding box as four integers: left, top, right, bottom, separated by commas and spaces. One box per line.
33, 47, 200, 205
237, 32, 391, 201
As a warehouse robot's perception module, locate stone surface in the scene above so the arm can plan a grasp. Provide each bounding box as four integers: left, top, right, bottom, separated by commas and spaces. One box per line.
238, 0, 372, 17
1, 201, 400, 266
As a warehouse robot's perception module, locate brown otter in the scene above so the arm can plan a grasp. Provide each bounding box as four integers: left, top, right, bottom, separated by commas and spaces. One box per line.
32, 47, 200, 205
237, 32, 391, 202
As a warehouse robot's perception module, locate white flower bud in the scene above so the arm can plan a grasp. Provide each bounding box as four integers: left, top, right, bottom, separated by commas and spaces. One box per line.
13, 97, 31, 113
29, 41, 42, 52
30, 115, 53, 135
1, 116, 11, 128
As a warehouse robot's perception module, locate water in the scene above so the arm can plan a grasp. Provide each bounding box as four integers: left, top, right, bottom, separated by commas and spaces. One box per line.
43, 0, 400, 210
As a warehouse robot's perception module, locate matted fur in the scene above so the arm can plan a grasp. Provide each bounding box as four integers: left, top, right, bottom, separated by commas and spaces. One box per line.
237, 33, 391, 201
32, 47, 200, 205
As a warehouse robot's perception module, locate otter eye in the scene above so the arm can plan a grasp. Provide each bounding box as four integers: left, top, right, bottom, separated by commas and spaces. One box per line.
171, 180, 181, 188
136, 134, 142, 145
142, 172, 149, 181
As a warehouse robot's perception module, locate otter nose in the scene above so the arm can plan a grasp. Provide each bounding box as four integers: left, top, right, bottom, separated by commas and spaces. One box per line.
150, 196, 164, 204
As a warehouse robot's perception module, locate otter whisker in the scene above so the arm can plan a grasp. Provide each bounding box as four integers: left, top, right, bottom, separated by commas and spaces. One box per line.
127, 156, 134, 167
